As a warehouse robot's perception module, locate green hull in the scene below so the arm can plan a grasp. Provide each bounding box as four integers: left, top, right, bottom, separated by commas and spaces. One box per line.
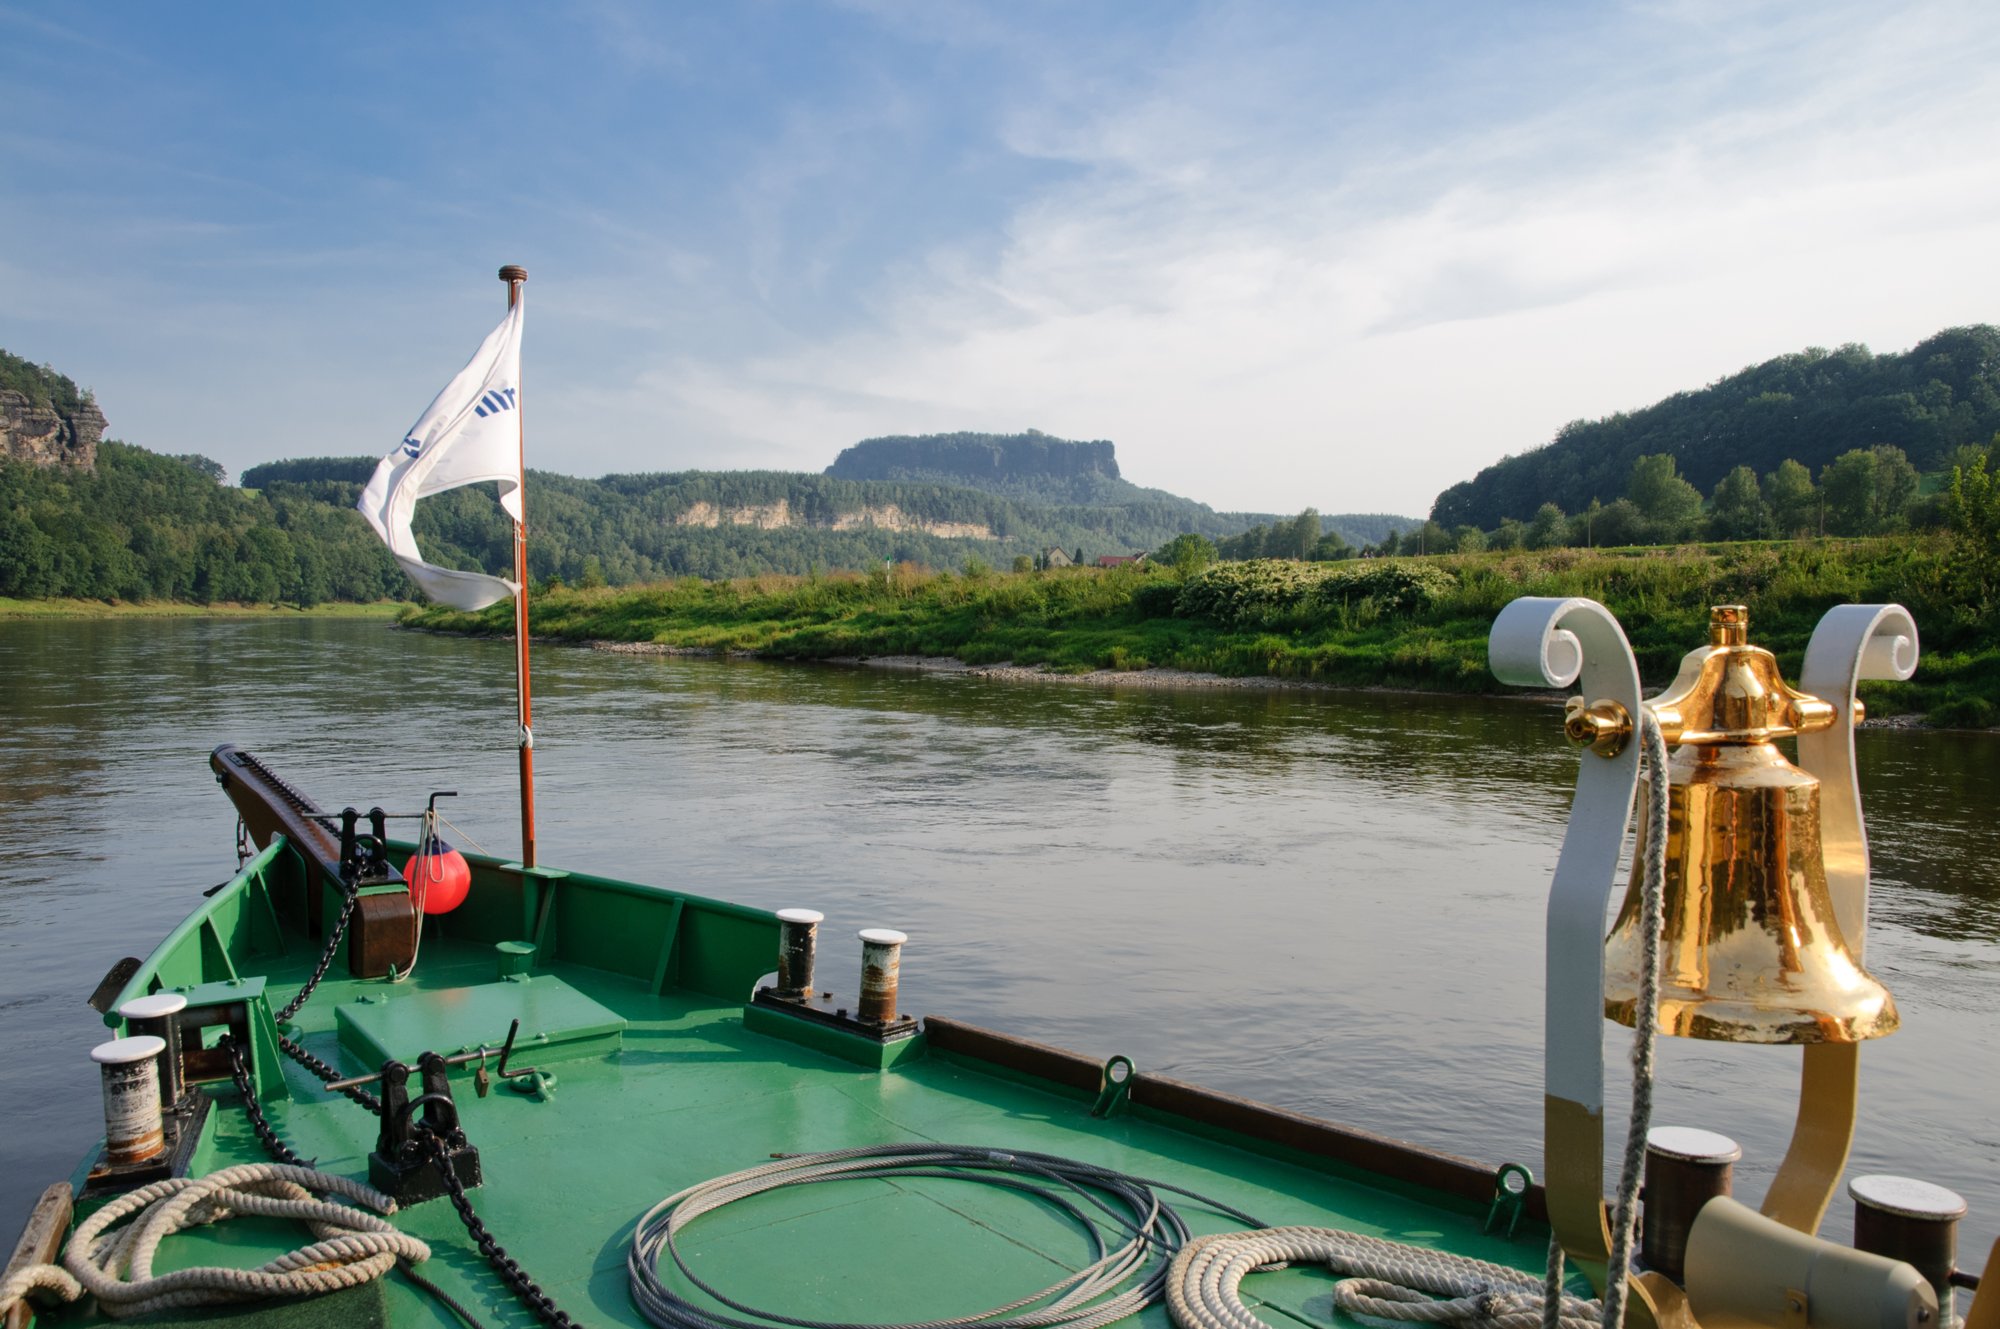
44, 815, 1557, 1328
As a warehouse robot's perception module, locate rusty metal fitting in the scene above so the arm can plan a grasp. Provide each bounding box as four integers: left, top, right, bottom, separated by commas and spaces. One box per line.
91, 1035, 167, 1165
774, 909, 824, 1000
1850, 1175, 1967, 1326
118, 992, 188, 1109
1642, 1126, 1741, 1283
857, 928, 907, 1024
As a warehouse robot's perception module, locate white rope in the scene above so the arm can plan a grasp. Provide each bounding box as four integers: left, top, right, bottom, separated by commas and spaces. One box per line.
0, 1164, 430, 1320
1598, 713, 1669, 1329
1166, 1228, 1603, 1329
395, 807, 445, 981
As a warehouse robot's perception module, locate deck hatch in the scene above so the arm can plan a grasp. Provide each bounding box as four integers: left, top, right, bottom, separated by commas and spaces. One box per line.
335, 975, 626, 1070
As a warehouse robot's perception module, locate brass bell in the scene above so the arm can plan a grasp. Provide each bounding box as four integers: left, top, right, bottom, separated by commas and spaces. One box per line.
1602, 606, 1899, 1044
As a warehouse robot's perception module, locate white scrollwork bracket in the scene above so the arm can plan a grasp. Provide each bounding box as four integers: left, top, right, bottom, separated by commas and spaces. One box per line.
1797, 604, 1918, 956
1490, 597, 1645, 1292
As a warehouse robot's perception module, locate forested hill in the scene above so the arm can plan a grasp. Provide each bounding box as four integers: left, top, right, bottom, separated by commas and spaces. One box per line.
2, 351, 1419, 602
1431, 325, 2000, 529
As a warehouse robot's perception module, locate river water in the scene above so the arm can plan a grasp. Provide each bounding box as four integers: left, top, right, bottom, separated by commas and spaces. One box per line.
2, 617, 1995, 1269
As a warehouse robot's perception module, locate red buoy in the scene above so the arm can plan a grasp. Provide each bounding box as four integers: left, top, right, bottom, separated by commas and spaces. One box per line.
403, 840, 472, 915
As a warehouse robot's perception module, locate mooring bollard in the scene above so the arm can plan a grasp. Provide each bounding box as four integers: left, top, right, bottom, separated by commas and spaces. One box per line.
857, 928, 907, 1024
775, 909, 824, 1000
117, 992, 189, 1110
91, 1035, 168, 1165
1641, 1126, 1741, 1284
1850, 1175, 1967, 1327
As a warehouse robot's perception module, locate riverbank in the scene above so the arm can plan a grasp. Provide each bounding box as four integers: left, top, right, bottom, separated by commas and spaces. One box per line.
571, 642, 1931, 727
401, 539, 1998, 725
0, 597, 408, 619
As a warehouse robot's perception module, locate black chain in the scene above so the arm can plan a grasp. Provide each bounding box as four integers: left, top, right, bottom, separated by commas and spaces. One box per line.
279, 1033, 384, 1115
275, 885, 356, 1025
224, 1042, 487, 1329
398, 1258, 490, 1329
222, 1036, 313, 1168
222, 811, 559, 1329
418, 1130, 584, 1329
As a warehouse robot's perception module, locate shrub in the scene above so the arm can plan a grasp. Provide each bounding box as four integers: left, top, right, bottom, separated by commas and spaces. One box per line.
1130, 581, 1181, 618
1173, 559, 1458, 628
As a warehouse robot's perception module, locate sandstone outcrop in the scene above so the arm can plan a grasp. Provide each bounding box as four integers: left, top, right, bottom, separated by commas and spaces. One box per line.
0, 390, 105, 470
673, 498, 994, 540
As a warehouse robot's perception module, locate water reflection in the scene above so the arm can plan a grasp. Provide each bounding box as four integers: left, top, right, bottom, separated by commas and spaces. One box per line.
1, 617, 1996, 1268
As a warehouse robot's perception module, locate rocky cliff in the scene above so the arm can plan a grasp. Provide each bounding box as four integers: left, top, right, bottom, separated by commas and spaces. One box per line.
0, 390, 105, 470
673, 498, 994, 539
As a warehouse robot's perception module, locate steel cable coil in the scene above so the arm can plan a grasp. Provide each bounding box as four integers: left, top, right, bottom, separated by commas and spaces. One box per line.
626, 1143, 1264, 1329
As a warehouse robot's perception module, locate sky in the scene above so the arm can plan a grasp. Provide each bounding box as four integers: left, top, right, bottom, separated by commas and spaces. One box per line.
4, 1, 1998, 518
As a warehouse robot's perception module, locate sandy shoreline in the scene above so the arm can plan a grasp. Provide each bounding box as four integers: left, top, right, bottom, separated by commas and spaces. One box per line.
412, 631, 1942, 727
584, 639, 1559, 702
823, 653, 1352, 692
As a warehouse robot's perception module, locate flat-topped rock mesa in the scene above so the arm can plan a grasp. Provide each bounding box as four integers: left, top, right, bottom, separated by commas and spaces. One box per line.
0, 389, 105, 470
827, 431, 1120, 488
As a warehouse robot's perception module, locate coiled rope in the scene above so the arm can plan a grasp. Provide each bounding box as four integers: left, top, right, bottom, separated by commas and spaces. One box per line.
628, 1143, 1264, 1329
0, 1164, 429, 1320
1167, 1228, 1602, 1329
1165, 712, 1673, 1329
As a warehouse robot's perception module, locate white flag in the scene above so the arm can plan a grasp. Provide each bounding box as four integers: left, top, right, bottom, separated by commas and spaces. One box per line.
358, 301, 525, 610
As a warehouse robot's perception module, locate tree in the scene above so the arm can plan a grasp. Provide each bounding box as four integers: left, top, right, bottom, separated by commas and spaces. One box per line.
1572, 499, 1604, 548
1312, 531, 1353, 561
0, 508, 56, 597
1708, 465, 1767, 540
1947, 452, 2000, 566
1154, 532, 1217, 577
1766, 459, 1817, 537
1011, 555, 1034, 575
1284, 509, 1321, 560
1871, 445, 1919, 524
579, 555, 608, 588
1822, 445, 1918, 535
1527, 503, 1567, 549
1452, 525, 1486, 553
290, 540, 330, 608
1592, 499, 1647, 547
1627, 454, 1703, 541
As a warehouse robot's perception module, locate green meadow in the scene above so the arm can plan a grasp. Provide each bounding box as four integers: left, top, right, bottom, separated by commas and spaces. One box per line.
403, 537, 1999, 727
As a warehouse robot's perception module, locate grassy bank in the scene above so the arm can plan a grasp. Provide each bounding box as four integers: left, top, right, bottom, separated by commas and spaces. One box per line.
402, 538, 2000, 726
0, 598, 408, 619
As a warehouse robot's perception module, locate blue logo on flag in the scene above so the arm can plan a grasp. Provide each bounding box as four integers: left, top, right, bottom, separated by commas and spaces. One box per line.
400, 436, 422, 459
474, 387, 518, 419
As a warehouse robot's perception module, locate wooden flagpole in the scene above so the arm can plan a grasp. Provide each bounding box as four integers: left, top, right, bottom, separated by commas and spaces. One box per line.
499, 264, 536, 868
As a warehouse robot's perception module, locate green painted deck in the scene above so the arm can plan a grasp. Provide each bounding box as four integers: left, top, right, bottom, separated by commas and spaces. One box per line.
91, 926, 1559, 1329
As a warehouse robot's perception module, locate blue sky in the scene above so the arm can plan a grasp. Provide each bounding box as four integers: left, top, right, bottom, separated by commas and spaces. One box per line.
4, 1, 1998, 516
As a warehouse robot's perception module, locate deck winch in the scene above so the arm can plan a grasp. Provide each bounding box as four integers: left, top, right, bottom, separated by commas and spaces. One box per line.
370, 1051, 482, 1205
1492, 599, 1987, 1328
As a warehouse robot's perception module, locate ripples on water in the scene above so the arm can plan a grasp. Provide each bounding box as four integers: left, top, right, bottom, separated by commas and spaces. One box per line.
2, 618, 1995, 1268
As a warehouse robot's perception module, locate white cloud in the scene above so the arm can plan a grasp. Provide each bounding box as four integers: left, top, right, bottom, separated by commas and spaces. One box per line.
621, 0, 2000, 514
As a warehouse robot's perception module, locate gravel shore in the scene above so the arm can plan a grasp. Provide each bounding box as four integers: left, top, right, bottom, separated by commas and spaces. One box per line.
575, 638, 1944, 725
